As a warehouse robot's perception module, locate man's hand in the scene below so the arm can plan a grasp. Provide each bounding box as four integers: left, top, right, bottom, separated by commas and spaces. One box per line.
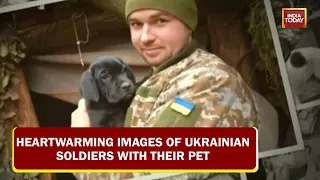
71, 98, 91, 127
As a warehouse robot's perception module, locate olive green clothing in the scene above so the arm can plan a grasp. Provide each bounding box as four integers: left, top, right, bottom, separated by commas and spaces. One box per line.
125, 0, 198, 31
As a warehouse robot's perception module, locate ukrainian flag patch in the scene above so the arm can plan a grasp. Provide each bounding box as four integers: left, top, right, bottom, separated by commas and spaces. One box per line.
170, 97, 195, 116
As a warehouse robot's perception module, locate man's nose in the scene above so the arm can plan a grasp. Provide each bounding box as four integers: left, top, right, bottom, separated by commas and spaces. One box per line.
140, 25, 155, 43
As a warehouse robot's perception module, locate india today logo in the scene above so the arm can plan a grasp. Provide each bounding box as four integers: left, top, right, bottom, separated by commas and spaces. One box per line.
282, 8, 307, 28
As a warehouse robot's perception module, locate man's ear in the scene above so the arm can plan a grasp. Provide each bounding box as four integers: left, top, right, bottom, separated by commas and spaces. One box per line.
80, 70, 100, 102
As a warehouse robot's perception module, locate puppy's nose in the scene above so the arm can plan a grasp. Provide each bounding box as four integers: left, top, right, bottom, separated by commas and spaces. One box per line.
121, 82, 131, 91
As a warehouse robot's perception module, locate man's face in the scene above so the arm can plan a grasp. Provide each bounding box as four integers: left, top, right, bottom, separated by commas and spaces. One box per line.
128, 9, 192, 66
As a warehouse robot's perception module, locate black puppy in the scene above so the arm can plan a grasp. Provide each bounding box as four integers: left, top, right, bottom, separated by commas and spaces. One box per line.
80, 56, 137, 127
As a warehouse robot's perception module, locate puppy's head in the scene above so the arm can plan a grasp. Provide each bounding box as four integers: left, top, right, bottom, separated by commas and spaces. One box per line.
80, 56, 136, 103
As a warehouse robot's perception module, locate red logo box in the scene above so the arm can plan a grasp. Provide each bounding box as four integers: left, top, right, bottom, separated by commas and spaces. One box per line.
282, 8, 307, 28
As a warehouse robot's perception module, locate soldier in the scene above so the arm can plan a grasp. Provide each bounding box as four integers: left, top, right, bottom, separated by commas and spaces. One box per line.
71, 0, 259, 179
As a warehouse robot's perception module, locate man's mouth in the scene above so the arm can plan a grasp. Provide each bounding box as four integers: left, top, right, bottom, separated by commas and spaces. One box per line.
142, 47, 161, 50
144, 49, 161, 57
143, 48, 161, 54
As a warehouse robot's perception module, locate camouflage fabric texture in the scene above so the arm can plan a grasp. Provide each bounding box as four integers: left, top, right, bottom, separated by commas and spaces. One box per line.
73, 172, 134, 180
72, 172, 240, 180
124, 48, 259, 128
159, 173, 241, 180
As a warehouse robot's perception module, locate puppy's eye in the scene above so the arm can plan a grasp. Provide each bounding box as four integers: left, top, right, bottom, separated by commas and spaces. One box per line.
100, 73, 109, 79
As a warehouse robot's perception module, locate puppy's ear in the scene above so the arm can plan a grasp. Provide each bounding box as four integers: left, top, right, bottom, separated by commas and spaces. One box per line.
114, 56, 126, 65
126, 67, 136, 84
80, 70, 100, 102
114, 57, 136, 84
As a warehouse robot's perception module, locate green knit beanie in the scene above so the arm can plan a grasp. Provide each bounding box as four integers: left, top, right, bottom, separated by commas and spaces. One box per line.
125, 0, 198, 31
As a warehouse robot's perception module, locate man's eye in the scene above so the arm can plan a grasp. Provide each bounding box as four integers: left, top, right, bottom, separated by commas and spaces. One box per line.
130, 22, 142, 28
156, 19, 167, 24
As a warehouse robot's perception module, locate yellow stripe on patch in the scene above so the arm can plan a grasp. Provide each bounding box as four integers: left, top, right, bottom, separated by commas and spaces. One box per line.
170, 103, 192, 116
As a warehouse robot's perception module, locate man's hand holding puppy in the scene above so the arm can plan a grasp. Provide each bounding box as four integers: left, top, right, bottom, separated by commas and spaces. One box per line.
71, 99, 90, 127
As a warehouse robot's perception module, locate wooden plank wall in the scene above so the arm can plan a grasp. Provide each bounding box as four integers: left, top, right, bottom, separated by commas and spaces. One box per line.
16, 67, 55, 180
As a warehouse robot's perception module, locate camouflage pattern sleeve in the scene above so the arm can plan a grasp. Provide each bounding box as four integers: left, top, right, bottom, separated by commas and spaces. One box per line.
148, 55, 259, 128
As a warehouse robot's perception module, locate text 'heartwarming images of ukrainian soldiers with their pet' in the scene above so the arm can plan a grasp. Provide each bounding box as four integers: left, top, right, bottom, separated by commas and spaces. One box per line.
71, 0, 259, 179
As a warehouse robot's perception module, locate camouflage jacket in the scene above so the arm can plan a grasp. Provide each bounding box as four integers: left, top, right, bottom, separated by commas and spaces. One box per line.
124, 42, 258, 128
73, 41, 259, 180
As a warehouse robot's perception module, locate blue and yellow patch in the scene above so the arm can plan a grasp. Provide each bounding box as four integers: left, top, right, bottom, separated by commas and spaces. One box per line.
170, 97, 195, 116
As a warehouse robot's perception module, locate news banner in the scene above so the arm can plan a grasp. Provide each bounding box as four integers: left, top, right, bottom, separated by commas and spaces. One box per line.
12, 127, 258, 173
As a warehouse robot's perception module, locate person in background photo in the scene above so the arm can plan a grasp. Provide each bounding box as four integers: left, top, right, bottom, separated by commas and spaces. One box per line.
72, 0, 259, 129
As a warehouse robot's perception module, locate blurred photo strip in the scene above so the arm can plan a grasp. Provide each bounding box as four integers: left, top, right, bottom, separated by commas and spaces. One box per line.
240, 0, 306, 159
242, 0, 320, 179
